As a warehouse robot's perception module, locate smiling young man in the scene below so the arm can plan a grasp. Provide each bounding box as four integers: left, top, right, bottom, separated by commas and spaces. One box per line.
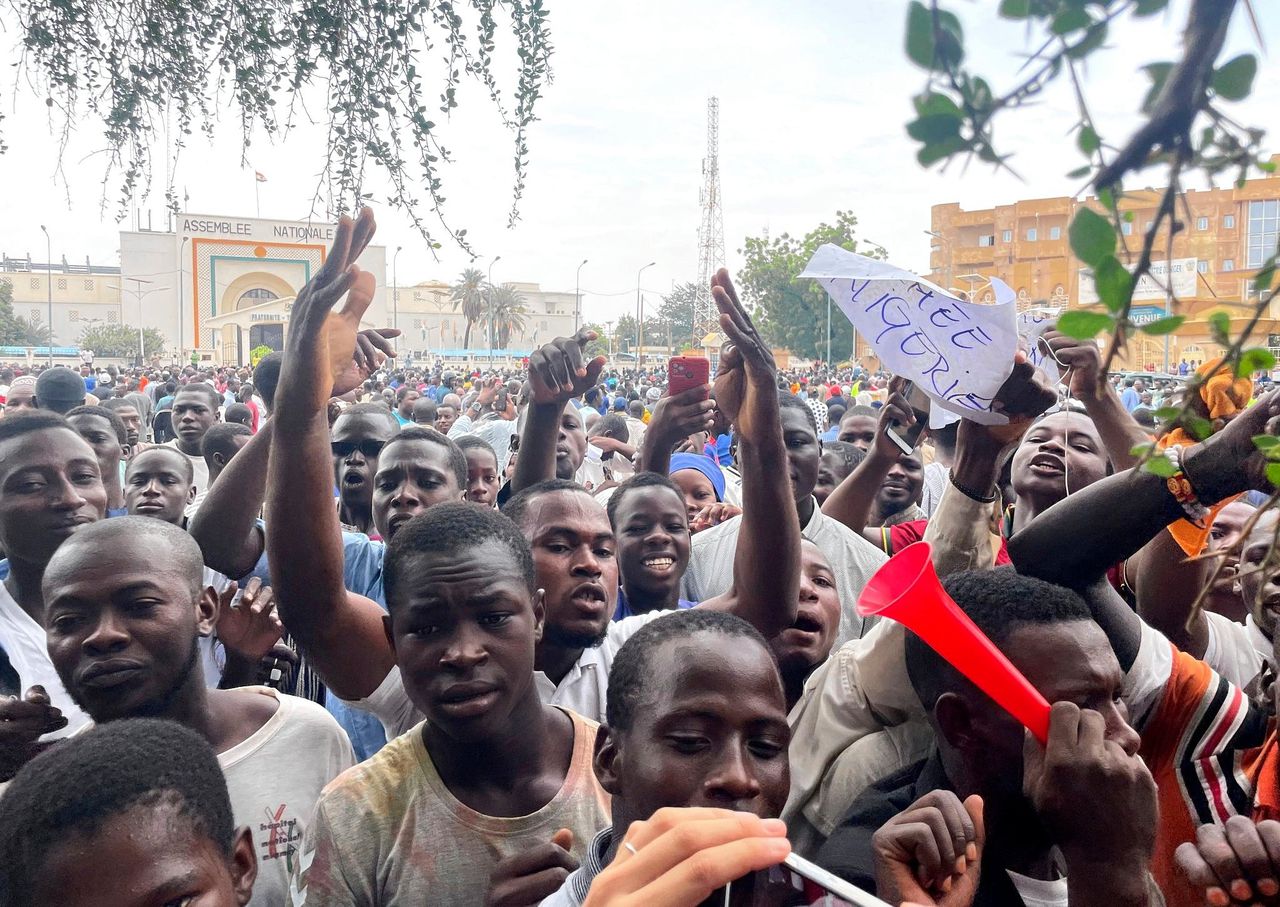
602, 473, 698, 620
42, 517, 353, 907
0, 411, 108, 772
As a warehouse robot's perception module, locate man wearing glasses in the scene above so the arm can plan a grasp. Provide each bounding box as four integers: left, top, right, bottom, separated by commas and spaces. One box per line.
331, 403, 399, 539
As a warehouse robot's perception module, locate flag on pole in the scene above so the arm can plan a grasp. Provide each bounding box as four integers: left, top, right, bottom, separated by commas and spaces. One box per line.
255, 171, 267, 183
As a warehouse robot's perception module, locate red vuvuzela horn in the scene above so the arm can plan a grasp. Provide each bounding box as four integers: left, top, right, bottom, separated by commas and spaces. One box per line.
858, 542, 1050, 744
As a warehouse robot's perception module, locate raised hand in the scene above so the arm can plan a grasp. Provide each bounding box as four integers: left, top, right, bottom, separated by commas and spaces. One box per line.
0, 685, 67, 780
1022, 702, 1156, 877
646, 387, 715, 450
1176, 816, 1280, 906
690, 502, 742, 534
872, 376, 924, 461
333, 328, 401, 398
710, 268, 777, 443
527, 329, 607, 406
215, 578, 284, 663
1187, 388, 1280, 501
872, 791, 983, 907
275, 209, 382, 417
1042, 328, 1102, 398
486, 828, 578, 907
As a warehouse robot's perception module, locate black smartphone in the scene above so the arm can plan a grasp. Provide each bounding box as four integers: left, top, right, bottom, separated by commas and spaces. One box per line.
883, 381, 931, 456
719, 852, 892, 906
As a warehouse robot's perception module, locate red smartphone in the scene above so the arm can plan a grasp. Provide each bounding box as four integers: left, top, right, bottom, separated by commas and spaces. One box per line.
668, 356, 710, 396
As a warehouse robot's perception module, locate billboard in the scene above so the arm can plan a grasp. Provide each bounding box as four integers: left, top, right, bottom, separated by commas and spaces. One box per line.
1077, 257, 1197, 306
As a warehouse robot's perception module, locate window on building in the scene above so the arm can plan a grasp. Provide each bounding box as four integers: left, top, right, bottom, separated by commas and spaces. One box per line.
1197, 216, 1209, 231
56, 278, 67, 290
1025, 228, 1037, 242
1197, 260, 1209, 273
1224, 214, 1236, 229
1001, 230, 1012, 243
1121, 221, 1133, 236
68, 310, 79, 322
1248, 200, 1280, 268
1223, 259, 1235, 272
83, 279, 94, 291
1145, 220, 1154, 231
108, 311, 119, 323
977, 234, 994, 247
1048, 226, 1061, 240
28, 278, 38, 290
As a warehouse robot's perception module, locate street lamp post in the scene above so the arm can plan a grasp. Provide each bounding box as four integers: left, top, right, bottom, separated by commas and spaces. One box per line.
635, 261, 655, 369
393, 246, 402, 354
575, 259, 588, 334
487, 255, 501, 366
39, 225, 52, 365
107, 280, 169, 366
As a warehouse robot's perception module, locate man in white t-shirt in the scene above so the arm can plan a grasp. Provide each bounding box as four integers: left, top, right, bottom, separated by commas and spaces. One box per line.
42, 516, 353, 907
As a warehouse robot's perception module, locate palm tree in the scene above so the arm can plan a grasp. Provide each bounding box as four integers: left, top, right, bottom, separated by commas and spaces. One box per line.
13, 315, 53, 346
449, 267, 486, 349
490, 285, 528, 349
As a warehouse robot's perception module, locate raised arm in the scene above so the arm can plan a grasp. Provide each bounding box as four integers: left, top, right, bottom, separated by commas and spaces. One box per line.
265, 210, 397, 700
1043, 329, 1149, 470
188, 420, 272, 579
511, 329, 605, 492
1129, 526, 1213, 657
638, 387, 716, 476
821, 378, 920, 539
700, 269, 800, 639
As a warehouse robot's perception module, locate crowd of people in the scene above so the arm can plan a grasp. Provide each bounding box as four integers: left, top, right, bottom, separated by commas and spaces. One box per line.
4, 208, 1280, 907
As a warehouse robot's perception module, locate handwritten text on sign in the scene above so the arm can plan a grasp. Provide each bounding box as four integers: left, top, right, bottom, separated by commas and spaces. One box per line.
801, 245, 1018, 424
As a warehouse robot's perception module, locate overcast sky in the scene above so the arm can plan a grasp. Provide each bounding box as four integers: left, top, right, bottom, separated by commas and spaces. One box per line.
0, 0, 1276, 326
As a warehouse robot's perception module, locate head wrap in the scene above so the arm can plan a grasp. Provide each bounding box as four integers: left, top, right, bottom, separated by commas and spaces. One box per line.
669, 453, 725, 502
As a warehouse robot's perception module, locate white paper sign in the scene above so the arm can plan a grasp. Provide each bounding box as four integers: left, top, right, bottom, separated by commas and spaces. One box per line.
1017, 306, 1064, 387
800, 245, 1018, 424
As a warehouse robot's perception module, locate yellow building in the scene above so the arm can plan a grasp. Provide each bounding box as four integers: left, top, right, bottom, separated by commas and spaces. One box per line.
924, 156, 1280, 371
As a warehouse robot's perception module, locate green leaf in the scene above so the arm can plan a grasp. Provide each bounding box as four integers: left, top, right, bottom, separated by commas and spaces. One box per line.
1254, 435, 1280, 451
1051, 7, 1090, 33
1209, 310, 1231, 338
1268, 462, 1280, 488
1143, 456, 1178, 478
1069, 208, 1116, 268
905, 2, 934, 68
1134, 0, 1168, 15
1066, 21, 1108, 59
1066, 165, 1092, 179
1139, 315, 1184, 335
913, 91, 963, 118
1093, 256, 1132, 313
916, 135, 967, 166
905, 1, 963, 70
907, 113, 963, 143
1154, 407, 1181, 421
1097, 187, 1118, 213
1261, 161, 1279, 174
1185, 416, 1214, 441
1253, 263, 1276, 292
998, 0, 1030, 18
1238, 347, 1276, 377
1213, 54, 1258, 102
1056, 310, 1115, 339
1077, 125, 1100, 155
1131, 442, 1157, 460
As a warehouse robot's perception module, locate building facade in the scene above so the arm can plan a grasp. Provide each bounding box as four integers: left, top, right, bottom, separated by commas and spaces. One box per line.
390, 280, 579, 357
924, 156, 1280, 371
1, 213, 585, 366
